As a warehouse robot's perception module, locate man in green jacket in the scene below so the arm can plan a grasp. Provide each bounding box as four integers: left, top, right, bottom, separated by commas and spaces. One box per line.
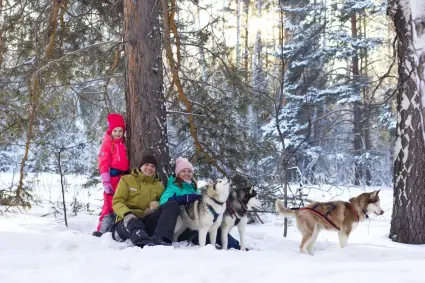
112, 154, 180, 247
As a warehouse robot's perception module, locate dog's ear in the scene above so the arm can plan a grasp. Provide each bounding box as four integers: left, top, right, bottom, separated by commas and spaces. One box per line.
207, 178, 214, 187
370, 190, 380, 199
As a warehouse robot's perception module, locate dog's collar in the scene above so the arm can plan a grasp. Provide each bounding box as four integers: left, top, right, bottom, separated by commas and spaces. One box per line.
207, 204, 220, 222
350, 205, 369, 220
209, 196, 224, 206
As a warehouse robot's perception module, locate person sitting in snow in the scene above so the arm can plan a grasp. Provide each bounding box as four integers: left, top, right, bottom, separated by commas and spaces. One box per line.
159, 157, 241, 249
92, 113, 130, 237
111, 154, 180, 247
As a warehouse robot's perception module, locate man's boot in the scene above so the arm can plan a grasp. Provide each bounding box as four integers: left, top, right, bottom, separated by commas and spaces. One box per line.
130, 229, 155, 247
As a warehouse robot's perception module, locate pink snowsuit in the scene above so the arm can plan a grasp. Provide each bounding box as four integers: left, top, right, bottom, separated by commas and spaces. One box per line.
96, 133, 129, 232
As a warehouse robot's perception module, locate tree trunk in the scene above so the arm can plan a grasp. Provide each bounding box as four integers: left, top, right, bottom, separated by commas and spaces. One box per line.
58, 148, 68, 227
283, 169, 288, 237
243, 0, 249, 80
123, 0, 170, 180
352, 14, 363, 186
0, 0, 3, 67
364, 103, 372, 185
196, 4, 207, 82
236, 0, 241, 69
277, 0, 288, 237
388, 0, 425, 244
249, 0, 262, 176
362, 14, 372, 186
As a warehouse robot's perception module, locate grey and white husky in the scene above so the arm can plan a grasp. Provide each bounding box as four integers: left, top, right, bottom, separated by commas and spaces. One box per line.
221, 176, 261, 251
173, 177, 230, 247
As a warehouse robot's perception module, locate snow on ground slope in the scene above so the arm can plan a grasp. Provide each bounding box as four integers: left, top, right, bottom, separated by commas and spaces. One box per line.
1, 173, 425, 283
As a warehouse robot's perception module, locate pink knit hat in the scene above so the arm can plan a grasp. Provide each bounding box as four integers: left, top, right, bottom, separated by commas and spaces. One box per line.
175, 157, 194, 175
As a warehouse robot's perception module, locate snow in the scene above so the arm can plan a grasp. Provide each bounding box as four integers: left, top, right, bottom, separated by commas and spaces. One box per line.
1, 173, 425, 283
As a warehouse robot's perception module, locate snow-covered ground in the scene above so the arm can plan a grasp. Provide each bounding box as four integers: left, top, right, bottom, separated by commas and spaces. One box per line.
1, 173, 425, 283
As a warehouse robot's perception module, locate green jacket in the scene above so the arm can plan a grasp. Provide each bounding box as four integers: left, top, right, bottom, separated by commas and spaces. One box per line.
159, 175, 198, 205
112, 168, 164, 222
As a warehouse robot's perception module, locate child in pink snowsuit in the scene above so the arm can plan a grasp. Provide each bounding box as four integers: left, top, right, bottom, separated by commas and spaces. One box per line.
92, 113, 129, 237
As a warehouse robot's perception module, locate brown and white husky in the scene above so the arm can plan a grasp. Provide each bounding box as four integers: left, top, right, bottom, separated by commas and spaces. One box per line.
275, 190, 384, 255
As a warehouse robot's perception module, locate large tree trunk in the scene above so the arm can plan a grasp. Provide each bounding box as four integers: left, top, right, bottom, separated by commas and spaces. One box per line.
388, 0, 425, 244
0, 0, 3, 67
123, 0, 170, 180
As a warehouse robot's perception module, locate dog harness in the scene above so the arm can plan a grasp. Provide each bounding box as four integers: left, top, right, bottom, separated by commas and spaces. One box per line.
207, 196, 224, 223
351, 204, 360, 222
207, 204, 220, 222
210, 197, 224, 206
183, 196, 223, 223
296, 202, 360, 231
226, 188, 253, 226
226, 202, 243, 226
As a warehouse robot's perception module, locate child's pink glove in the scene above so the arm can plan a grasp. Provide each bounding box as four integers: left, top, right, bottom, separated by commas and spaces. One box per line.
100, 173, 114, 194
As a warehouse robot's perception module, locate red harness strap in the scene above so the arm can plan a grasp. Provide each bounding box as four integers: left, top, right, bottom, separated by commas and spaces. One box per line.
348, 203, 359, 223
299, 202, 359, 231
299, 207, 340, 231
226, 202, 237, 218
226, 201, 241, 226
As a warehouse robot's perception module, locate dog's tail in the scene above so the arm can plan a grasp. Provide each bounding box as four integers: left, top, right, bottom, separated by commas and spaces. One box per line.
275, 199, 297, 217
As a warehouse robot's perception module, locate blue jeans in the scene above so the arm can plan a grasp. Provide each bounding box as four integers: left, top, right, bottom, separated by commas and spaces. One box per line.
177, 228, 241, 249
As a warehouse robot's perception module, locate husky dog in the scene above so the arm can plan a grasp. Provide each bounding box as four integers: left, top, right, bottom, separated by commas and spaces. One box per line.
221, 176, 261, 251
173, 177, 230, 247
275, 190, 384, 255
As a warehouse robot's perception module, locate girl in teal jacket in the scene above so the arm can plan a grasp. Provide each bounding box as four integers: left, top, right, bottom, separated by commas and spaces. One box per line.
159, 175, 200, 205
159, 157, 200, 205
161, 157, 241, 250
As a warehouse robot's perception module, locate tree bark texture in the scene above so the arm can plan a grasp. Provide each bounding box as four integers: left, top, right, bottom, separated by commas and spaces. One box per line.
244, 0, 249, 80
0, 0, 3, 67
123, 0, 170, 179
388, 0, 425, 244
352, 14, 363, 186
362, 14, 372, 186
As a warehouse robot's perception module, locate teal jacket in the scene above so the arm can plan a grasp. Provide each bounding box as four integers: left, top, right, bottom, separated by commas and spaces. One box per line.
159, 175, 198, 205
